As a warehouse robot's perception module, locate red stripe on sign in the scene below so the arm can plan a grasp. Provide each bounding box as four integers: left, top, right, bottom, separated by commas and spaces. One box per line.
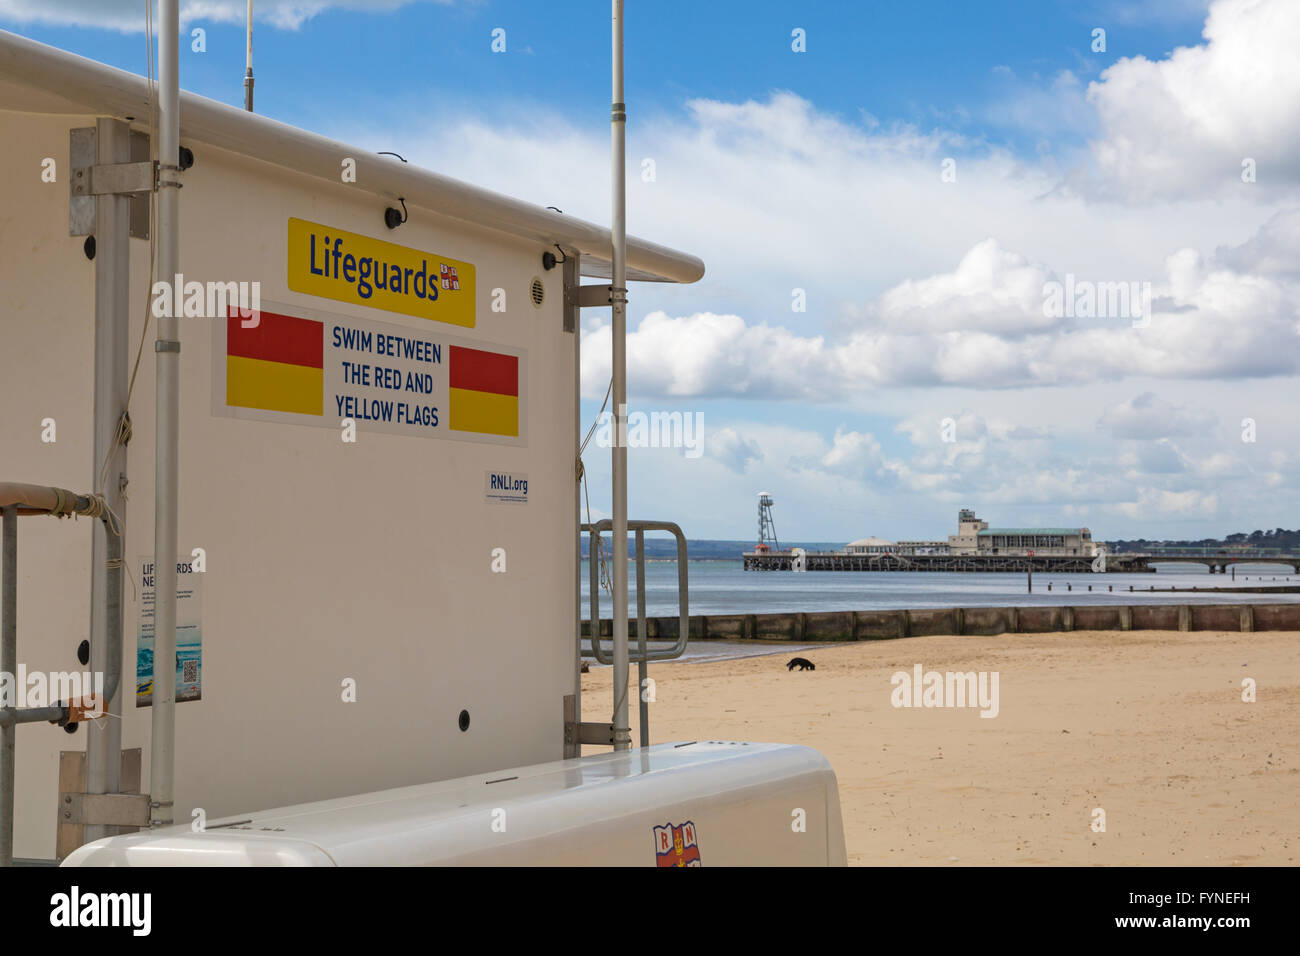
449, 345, 518, 396
226, 307, 323, 369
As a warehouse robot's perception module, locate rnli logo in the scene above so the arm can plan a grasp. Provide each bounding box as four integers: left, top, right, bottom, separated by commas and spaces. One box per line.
653, 821, 701, 867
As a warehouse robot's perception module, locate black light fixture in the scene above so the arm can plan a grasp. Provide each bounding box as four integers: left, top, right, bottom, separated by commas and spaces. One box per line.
542, 243, 566, 271
384, 197, 408, 230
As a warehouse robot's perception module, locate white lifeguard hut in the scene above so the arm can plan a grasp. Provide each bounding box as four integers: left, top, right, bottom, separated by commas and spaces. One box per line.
0, 4, 844, 867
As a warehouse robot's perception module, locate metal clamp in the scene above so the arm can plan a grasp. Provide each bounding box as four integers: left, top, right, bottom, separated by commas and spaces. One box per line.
157, 163, 186, 189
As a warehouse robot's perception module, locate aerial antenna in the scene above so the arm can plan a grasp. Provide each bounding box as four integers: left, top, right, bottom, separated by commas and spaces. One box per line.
243, 0, 254, 111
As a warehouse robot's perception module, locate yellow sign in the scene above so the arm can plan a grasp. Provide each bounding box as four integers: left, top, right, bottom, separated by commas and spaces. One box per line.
287, 218, 475, 327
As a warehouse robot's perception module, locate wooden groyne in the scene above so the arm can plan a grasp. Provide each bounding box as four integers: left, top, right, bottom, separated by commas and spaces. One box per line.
581, 602, 1300, 642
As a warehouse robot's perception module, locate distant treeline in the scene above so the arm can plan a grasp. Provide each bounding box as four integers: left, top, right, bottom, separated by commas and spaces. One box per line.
1107, 528, 1300, 553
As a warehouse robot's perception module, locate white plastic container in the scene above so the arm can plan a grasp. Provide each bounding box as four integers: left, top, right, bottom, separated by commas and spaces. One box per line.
63, 742, 847, 866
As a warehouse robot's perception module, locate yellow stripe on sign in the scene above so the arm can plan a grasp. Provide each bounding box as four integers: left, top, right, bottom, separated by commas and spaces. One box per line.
227, 355, 324, 416
449, 387, 518, 436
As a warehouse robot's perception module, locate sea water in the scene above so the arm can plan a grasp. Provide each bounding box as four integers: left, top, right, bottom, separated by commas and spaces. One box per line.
580, 559, 1300, 618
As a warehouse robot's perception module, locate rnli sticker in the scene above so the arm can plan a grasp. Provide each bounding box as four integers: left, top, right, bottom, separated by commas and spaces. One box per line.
653, 821, 701, 867
485, 470, 528, 504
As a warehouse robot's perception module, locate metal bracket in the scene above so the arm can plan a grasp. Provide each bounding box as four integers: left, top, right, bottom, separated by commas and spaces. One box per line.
59, 791, 152, 828
564, 720, 616, 747
72, 161, 155, 197
69, 126, 152, 239
566, 284, 618, 309
561, 254, 580, 333
56, 748, 143, 860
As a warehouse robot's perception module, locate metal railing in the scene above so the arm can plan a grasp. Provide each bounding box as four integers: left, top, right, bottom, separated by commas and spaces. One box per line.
582, 519, 689, 748
1, 490, 122, 867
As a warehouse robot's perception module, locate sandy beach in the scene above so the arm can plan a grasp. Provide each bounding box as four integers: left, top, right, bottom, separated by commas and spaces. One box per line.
583, 629, 1299, 865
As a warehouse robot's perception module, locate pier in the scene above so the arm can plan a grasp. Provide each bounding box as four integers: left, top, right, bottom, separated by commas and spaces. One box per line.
741, 550, 1300, 574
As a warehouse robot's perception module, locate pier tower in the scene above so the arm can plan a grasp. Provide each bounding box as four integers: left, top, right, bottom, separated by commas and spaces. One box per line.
757, 492, 780, 552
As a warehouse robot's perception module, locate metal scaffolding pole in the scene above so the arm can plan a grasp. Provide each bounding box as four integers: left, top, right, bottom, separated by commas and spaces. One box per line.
151, 0, 181, 828
84, 117, 131, 844
0, 506, 16, 866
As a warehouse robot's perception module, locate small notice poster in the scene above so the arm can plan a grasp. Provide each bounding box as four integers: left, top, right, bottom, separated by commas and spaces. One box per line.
136, 556, 203, 707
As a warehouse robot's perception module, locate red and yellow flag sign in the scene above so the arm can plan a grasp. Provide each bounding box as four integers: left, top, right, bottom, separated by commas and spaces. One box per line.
449, 346, 518, 437
226, 308, 324, 416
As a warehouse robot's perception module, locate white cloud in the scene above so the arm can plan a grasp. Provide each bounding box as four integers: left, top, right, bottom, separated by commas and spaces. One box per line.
580, 311, 841, 401
1097, 392, 1216, 439
1215, 206, 1300, 276
579, 211, 1300, 398
1110, 489, 1219, 519
0, 0, 441, 31
818, 429, 887, 479
380, 89, 1256, 323
870, 238, 1056, 336
574, 393, 1289, 539
1079, 0, 1300, 201
1122, 439, 1189, 474
707, 427, 763, 474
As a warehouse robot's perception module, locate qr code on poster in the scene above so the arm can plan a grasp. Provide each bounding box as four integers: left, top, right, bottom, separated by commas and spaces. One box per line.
182, 660, 198, 684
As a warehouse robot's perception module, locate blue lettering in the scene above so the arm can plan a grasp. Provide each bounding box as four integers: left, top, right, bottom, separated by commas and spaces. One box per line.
310, 233, 323, 276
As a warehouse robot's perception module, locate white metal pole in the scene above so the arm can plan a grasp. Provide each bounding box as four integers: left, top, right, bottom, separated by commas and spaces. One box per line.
151, 0, 181, 828
568, 253, 582, 742
610, 0, 630, 751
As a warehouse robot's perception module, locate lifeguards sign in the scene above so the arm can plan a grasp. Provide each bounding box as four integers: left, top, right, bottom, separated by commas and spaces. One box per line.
211, 301, 526, 445
286, 218, 476, 328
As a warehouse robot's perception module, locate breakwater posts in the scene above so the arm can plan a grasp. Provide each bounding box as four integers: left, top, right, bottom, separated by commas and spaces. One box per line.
580, 602, 1300, 642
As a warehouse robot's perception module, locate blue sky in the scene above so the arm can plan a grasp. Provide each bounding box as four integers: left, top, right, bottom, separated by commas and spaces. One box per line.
4, 0, 1297, 544
6, 2, 1207, 146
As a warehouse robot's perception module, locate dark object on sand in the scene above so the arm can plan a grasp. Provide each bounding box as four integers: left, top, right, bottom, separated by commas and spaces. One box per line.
787, 657, 815, 671
580, 661, 590, 673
